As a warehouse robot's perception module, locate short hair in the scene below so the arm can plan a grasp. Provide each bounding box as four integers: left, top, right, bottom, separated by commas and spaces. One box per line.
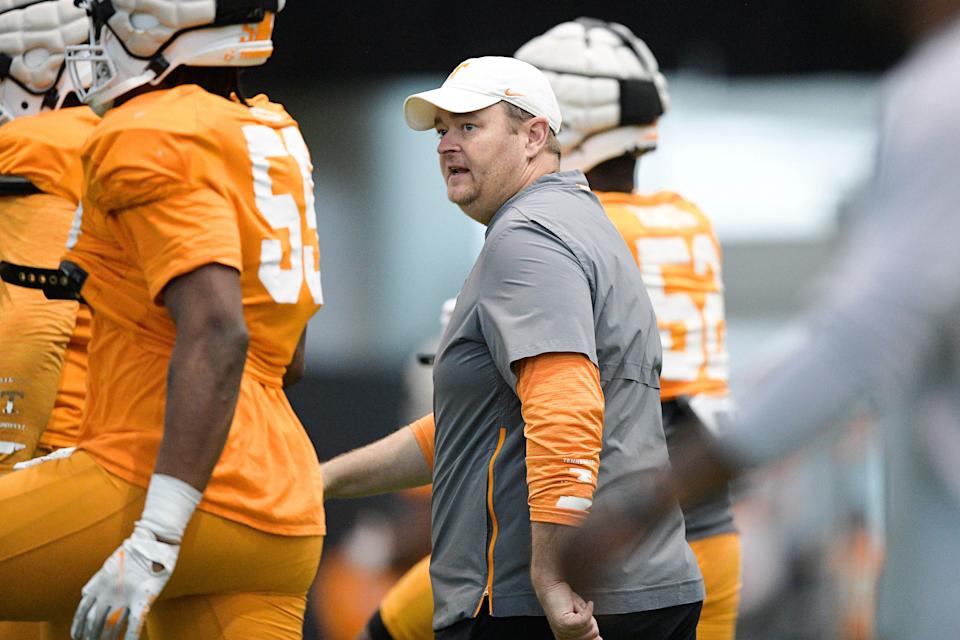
503, 102, 562, 158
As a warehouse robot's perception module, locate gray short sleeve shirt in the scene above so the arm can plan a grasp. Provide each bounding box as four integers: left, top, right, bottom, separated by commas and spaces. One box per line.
430, 171, 704, 630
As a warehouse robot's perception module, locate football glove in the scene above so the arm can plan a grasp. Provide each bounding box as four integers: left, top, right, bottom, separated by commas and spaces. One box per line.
71, 473, 201, 640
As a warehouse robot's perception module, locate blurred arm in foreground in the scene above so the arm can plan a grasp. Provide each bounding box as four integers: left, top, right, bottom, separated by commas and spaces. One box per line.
563, 5, 960, 636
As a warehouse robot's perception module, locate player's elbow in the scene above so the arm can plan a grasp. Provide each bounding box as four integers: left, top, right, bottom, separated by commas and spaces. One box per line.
190, 313, 249, 368
215, 319, 250, 364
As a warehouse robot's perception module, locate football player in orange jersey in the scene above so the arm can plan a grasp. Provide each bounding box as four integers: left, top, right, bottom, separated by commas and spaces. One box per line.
0, 3, 98, 639
0, 0, 95, 474
0, 0, 326, 638
323, 20, 741, 640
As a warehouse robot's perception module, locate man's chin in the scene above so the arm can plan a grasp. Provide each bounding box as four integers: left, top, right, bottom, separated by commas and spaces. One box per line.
447, 187, 477, 207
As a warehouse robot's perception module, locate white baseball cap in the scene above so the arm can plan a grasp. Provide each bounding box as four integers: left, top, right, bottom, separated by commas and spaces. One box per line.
403, 56, 562, 134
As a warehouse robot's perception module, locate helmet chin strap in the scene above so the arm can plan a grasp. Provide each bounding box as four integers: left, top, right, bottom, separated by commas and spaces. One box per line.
560, 125, 659, 174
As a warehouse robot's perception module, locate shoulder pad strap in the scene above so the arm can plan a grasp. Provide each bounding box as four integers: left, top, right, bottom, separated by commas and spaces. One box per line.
0, 260, 87, 303
0, 175, 41, 196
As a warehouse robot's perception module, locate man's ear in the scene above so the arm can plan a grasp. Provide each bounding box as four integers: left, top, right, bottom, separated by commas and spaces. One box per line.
525, 117, 550, 158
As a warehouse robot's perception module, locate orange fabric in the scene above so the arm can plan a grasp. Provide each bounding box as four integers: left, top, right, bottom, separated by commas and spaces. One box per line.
0, 450, 322, 636
65, 86, 324, 535
515, 352, 604, 527
0, 194, 80, 471
0, 621, 42, 640
41, 304, 90, 449
689, 533, 742, 640
0, 109, 97, 468
0, 107, 98, 202
409, 413, 436, 472
380, 555, 434, 640
598, 191, 729, 400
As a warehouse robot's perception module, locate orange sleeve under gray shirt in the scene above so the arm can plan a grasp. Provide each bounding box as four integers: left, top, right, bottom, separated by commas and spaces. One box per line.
429, 170, 703, 631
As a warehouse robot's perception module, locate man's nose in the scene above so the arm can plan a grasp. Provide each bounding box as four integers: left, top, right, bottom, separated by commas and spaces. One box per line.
437, 131, 459, 154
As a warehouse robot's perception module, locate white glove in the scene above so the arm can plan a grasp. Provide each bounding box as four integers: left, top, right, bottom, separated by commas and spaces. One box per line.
13, 446, 76, 469
71, 474, 201, 640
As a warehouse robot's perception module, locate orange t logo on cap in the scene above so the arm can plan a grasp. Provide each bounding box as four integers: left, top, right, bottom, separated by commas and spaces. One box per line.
447, 61, 471, 80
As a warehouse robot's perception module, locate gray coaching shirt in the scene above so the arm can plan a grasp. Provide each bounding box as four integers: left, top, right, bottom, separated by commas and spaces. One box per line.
430, 170, 704, 630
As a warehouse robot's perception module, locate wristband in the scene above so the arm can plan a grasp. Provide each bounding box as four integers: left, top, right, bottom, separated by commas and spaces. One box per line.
138, 473, 202, 544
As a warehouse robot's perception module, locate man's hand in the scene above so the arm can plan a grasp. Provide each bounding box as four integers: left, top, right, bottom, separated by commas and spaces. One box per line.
531, 522, 601, 640
71, 524, 178, 640
536, 579, 601, 640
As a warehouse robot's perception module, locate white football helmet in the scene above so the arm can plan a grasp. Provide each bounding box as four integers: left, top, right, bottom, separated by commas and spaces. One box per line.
515, 18, 670, 173
0, 0, 90, 125
66, 0, 284, 114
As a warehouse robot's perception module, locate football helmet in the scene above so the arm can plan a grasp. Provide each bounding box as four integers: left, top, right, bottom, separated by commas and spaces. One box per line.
515, 18, 670, 173
0, 0, 89, 125
66, 0, 284, 114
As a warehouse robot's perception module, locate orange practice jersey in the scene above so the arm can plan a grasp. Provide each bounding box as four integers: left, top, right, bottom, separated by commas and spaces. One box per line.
599, 191, 729, 400
0, 108, 98, 464
66, 85, 325, 535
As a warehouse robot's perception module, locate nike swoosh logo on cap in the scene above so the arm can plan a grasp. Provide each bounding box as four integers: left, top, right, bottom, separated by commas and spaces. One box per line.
504, 88, 525, 96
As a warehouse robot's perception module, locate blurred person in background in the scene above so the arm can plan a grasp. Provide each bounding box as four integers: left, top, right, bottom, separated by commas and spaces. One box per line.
326, 54, 704, 640
561, 2, 960, 638
0, 2, 97, 637
333, 19, 743, 640
0, 0, 327, 637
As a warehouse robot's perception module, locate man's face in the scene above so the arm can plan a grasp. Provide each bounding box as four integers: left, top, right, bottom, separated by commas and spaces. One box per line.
434, 103, 528, 224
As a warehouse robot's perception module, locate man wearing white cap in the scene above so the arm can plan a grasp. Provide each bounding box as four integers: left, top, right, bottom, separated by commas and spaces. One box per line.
397, 56, 704, 639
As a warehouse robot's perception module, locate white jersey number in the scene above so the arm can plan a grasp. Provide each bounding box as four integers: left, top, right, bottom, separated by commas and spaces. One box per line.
243, 124, 323, 305
635, 234, 727, 382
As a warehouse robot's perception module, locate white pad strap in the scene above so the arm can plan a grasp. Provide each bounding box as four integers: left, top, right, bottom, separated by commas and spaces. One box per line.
560, 125, 659, 173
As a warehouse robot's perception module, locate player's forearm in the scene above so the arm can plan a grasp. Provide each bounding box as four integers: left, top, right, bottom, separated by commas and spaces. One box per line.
322, 425, 431, 499
153, 322, 248, 491
154, 265, 249, 492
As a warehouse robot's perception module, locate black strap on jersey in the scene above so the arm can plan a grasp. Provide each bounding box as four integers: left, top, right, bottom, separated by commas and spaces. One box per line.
0, 260, 87, 302
0, 175, 41, 195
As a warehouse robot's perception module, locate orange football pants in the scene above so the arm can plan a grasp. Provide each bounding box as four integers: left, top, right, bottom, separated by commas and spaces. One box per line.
376, 533, 742, 640
0, 450, 323, 639
689, 532, 742, 640
379, 555, 434, 640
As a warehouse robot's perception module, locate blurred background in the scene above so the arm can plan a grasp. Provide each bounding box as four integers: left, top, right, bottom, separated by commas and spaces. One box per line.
242, 1, 908, 637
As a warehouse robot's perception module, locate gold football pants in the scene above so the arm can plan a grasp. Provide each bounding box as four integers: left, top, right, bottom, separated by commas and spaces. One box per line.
0, 450, 323, 639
